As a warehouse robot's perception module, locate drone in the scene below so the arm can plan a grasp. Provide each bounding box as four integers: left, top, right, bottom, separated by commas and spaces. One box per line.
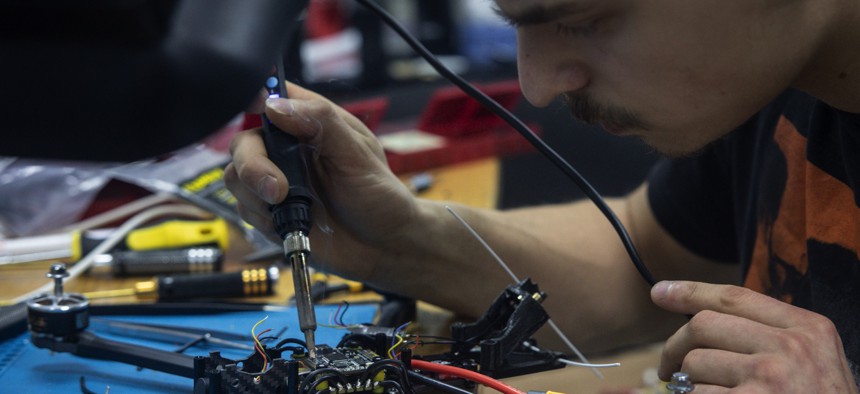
27, 263, 566, 394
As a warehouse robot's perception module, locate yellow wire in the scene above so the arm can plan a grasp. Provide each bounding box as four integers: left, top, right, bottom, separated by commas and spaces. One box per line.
388, 334, 404, 359
252, 316, 269, 372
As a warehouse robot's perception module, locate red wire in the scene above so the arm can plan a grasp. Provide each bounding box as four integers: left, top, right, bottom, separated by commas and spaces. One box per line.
257, 328, 273, 338
253, 342, 267, 370
410, 359, 525, 394
256, 328, 273, 371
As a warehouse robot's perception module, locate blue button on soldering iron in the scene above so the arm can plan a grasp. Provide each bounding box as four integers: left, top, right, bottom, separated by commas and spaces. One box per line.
266, 76, 281, 99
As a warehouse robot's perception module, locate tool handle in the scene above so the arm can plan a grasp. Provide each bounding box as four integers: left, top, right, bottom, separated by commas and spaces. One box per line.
101, 247, 224, 276
78, 218, 230, 258
262, 76, 313, 238
156, 268, 276, 301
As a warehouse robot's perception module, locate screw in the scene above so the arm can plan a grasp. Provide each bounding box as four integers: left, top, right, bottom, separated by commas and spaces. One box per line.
667, 372, 694, 393
46, 263, 69, 298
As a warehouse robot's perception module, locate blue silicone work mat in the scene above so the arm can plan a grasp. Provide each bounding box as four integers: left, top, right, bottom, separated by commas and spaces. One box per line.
0, 303, 377, 393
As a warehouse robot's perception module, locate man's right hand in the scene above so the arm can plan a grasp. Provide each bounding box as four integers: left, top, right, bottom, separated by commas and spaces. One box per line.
224, 82, 419, 281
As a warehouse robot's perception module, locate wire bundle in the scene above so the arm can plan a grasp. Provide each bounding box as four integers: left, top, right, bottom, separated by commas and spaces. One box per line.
251, 316, 272, 372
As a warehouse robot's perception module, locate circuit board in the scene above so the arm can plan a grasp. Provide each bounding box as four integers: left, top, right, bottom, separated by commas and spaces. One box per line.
301, 345, 380, 373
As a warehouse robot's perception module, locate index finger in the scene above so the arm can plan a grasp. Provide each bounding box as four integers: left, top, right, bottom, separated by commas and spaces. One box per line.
229, 128, 289, 205
284, 82, 376, 138
651, 280, 804, 328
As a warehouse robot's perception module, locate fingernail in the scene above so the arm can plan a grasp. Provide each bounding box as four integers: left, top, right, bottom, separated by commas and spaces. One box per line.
652, 280, 675, 300
257, 175, 280, 204
266, 98, 295, 116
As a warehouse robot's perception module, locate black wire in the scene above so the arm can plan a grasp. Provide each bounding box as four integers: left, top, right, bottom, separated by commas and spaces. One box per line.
299, 369, 348, 394
336, 333, 376, 349
337, 300, 350, 326
355, 0, 657, 287
411, 334, 464, 342
379, 380, 406, 394
363, 360, 414, 393
407, 371, 473, 394
78, 377, 98, 394
306, 376, 342, 394
275, 337, 308, 350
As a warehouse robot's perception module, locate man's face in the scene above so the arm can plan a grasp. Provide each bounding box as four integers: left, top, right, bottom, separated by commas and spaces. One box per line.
496, 0, 820, 156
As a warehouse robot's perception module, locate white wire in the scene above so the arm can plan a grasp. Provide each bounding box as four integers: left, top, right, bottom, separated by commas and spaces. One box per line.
11, 204, 211, 304
558, 358, 621, 368
445, 205, 610, 379
58, 193, 178, 233
525, 343, 620, 368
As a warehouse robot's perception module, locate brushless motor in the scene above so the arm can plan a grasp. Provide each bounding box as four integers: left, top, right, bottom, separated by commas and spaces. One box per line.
27, 263, 89, 339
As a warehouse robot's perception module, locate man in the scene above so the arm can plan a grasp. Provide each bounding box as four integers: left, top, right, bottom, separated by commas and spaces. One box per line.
225, 0, 860, 391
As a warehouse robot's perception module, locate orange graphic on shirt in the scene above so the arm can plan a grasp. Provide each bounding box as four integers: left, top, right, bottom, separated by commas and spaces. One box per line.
744, 116, 860, 303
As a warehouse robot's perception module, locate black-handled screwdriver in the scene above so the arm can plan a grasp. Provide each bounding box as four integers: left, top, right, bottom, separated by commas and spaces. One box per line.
88, 247, 224, 277
262, 68, 317, 358
80, 267, 279, 301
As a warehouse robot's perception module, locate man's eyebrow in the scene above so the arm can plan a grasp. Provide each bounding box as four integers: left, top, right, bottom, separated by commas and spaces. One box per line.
492, 3, 593, 26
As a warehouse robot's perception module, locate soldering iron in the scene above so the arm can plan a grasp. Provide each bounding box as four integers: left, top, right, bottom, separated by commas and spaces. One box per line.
264, 74, 317, 359
261, 4, 317, 357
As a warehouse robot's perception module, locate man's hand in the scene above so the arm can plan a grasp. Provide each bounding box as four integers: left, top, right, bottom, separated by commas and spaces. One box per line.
652, 280, 858, 393
224, 82, 418, 281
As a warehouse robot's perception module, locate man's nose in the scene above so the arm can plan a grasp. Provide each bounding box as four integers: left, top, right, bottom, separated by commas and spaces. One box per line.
516, 29, 590, 107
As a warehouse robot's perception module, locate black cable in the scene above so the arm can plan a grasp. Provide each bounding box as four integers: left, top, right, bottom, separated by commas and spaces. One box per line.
355, 0, 657, 287
78, 377, 99, 394
299, 369, 347, 394
407, 371, 473, 394
306, 376, 342, 394
336, 300, 350, 326
412, 334, 463, 342
410, 340, 459, 346
336, 333, 375, 349
379, 380, 406, 394
363, 359, 414, 393
275, 337, 308, 350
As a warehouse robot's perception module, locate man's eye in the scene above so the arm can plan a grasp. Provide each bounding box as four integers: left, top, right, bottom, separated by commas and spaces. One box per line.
556, 23, 596, 37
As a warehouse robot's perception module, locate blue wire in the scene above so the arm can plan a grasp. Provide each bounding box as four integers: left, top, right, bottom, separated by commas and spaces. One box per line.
390, 321, 411, 355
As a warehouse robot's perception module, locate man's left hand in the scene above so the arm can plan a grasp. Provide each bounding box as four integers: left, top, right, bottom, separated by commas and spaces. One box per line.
651, 280, 858, 393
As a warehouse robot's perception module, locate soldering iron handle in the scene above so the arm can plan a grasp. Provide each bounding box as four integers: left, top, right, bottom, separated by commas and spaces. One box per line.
261, 115, 314, 238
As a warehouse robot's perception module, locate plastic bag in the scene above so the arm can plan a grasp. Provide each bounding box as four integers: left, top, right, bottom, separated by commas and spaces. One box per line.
0, 157, 113, 237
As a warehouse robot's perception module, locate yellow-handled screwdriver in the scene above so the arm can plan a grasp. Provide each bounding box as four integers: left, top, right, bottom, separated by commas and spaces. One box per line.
0, 218, 229, 266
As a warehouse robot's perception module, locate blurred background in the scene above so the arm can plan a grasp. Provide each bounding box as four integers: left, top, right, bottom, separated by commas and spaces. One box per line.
0, 0, 660, 232
298, 0, 660, 209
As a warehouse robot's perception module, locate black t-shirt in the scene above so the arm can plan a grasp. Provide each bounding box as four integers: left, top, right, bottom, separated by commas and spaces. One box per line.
648, 89, 860, 377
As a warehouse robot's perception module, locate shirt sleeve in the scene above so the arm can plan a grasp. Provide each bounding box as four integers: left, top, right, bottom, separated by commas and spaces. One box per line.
646, 140, 740, 263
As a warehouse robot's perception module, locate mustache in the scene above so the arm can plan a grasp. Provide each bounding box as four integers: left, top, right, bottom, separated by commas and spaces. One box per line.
563, 93, 648, 131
